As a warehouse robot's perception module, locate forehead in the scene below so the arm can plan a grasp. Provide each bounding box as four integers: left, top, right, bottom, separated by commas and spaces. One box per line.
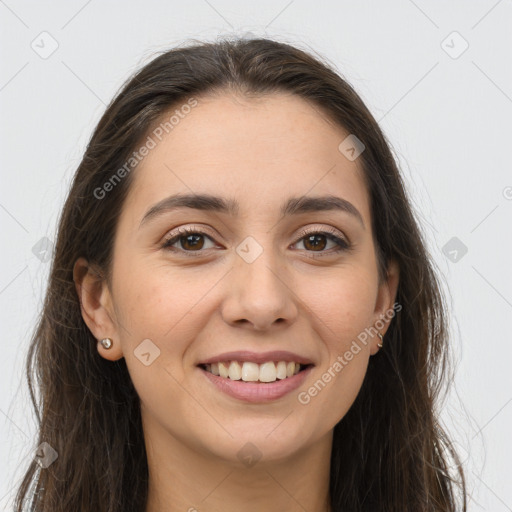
121, 92, 371, 226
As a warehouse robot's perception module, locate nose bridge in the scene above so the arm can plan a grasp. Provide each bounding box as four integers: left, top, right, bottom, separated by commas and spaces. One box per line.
221, 232, 298, 329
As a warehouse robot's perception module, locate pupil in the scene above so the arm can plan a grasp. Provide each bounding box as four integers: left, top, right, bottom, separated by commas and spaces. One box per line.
183, 234, 203, 250
305, 234, 326, 251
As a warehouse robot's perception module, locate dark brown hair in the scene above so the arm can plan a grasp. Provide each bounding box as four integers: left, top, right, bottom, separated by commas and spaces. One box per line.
14, 37, 466, 511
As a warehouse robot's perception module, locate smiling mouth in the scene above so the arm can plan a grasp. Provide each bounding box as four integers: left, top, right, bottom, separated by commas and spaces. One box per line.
198, 361, 313, 383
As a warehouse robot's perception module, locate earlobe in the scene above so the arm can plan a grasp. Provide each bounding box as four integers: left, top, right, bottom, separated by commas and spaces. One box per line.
73, 257, 123, 361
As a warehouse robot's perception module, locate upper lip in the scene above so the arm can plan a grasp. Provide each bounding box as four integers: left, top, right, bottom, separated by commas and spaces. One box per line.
197, 350, 315, 366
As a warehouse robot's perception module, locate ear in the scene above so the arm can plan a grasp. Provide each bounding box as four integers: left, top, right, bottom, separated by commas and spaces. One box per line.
73, 257, 124, 361
371, 258, 400, 353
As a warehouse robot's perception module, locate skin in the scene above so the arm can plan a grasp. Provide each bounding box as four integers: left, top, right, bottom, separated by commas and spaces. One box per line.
74, 92, 399, 512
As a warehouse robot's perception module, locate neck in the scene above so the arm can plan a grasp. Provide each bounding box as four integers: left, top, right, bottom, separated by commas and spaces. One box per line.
143, 417, 333, 512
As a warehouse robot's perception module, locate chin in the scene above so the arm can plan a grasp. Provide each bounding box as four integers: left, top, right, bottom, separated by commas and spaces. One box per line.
200, 421, 316, 465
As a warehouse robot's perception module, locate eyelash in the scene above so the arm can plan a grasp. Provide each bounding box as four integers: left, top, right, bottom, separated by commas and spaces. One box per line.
161, 225, 351, 258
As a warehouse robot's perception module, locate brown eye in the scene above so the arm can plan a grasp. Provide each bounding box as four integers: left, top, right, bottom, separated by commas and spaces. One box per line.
178, 233, 205, 251
302, 234, 329, 251
162, 227, 216, 255
292, 229, 350, 256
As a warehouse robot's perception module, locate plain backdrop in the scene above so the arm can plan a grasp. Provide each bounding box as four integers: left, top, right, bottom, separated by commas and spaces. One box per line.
1, 1, 511, 510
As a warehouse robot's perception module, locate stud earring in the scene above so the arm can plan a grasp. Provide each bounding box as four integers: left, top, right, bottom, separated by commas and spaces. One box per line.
377, 332, 383, 348
100, 338, 113, 349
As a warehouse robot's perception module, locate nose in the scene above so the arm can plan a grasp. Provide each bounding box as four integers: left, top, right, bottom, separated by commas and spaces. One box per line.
220, 246, 299, 331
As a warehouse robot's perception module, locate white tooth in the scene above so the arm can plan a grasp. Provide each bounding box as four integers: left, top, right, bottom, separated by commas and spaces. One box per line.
241, 362, 259, 382
210, 362, 219, 376
276, 361, 287, 379
204, 364, 211, 373
259, 362, 277, 382
286, 362, 295, 378
294, 363, 300, 375
228, 361, 242, 380
219, 361, 229, 378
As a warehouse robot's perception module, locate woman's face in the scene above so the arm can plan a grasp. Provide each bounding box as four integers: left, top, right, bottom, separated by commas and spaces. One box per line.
85, 92, 398, 464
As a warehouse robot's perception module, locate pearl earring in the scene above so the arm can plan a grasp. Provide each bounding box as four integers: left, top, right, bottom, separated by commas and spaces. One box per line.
100, 338, 113, 349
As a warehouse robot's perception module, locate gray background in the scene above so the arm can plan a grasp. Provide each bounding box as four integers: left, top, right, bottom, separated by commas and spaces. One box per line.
1, 1, 511, 510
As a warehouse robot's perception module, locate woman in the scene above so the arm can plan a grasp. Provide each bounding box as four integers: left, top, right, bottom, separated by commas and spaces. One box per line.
14, 37, 467, 511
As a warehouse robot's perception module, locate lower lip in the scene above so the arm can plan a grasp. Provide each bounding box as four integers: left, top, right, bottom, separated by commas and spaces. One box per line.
199, 365, 314, 403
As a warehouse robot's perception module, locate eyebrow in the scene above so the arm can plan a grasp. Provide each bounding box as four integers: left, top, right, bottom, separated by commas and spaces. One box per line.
139, 193, 365, 229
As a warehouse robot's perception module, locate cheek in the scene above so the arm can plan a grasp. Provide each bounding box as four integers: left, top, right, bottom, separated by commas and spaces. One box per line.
115, 270, 205, 411
293, 273, 376, 430
115, 260, 209, 338
299, 265, 377, 347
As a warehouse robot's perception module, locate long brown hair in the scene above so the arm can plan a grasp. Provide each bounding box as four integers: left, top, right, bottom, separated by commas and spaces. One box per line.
14, 37, 466, 511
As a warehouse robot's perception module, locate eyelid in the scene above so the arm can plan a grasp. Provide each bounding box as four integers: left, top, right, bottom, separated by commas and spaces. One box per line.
163, 224, 218, 242
293, 224, 349, 245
